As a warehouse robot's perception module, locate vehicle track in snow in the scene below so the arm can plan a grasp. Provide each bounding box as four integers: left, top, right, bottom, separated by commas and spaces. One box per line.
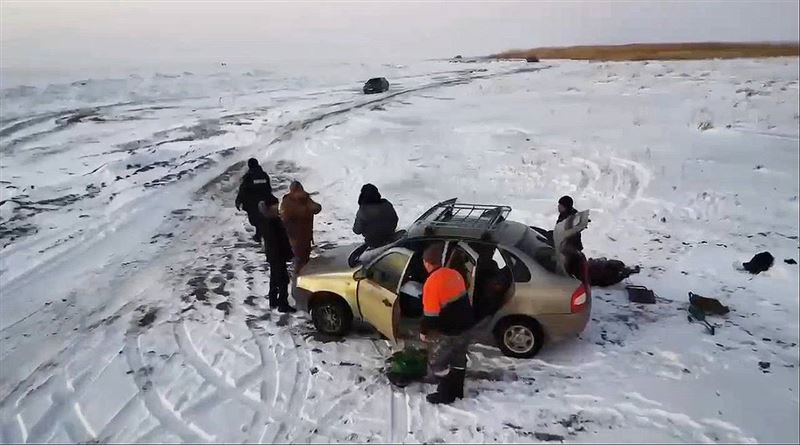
4, 59, 793, 443
197, 64, 551, 202
2, 62, 672, 444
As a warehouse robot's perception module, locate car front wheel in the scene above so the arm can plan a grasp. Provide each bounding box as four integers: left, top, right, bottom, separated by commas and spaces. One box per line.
494, 316, 544, 359
310, 297, 353, 337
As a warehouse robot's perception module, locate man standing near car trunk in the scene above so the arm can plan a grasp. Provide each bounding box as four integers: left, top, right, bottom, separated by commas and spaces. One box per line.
557, 195, 583, 252
420, 242, 475, 404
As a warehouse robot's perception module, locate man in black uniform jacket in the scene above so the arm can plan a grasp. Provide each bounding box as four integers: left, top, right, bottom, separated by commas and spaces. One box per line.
235, 158, 272, 242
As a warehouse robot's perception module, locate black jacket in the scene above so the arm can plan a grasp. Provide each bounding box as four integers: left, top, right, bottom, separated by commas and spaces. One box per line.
236, 167, 272, 212
258, 195, 293, 263
353, 199, 399, 248
473, 257, 511, 321
557, 207, 583, 252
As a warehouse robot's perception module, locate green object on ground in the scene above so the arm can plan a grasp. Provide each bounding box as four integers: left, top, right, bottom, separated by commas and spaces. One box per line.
688, 304, 716, 335
389, 347, 428, 378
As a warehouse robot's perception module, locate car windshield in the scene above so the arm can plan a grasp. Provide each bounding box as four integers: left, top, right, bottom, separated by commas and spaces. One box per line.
514, 228, 558, 273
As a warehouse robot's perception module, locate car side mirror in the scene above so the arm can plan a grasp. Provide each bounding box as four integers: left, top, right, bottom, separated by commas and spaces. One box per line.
353, 268, 367, 281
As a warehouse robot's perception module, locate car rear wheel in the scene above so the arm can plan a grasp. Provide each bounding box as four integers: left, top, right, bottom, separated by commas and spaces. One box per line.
311, 296, 353, 337
494, 316, 544, 359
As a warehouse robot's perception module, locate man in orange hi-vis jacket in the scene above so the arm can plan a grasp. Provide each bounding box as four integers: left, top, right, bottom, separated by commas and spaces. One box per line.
420, 242, 475, 404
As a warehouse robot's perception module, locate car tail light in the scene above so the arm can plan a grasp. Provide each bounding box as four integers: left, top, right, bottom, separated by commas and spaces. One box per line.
571, 284, 588, 313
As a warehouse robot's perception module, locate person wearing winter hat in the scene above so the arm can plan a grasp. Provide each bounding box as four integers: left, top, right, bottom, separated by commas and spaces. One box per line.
353, 184, 399, 249
280, 181, 322, 275
557, 195, 583, 252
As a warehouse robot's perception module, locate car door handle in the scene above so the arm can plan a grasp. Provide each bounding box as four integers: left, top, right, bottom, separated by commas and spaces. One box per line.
382, 298, 392, 307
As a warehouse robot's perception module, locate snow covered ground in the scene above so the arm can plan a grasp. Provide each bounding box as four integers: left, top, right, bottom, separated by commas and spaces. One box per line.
1, 57, 798, 443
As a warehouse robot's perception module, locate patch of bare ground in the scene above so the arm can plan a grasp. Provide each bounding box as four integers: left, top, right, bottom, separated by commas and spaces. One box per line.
493, 41, 800, 61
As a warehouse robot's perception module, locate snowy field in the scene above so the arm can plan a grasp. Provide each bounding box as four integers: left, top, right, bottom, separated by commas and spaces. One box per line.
1, 57, 798, 443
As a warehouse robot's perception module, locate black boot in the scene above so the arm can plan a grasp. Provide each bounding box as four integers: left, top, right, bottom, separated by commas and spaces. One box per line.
276, 286, 295, 312
277, 304, 296, 313
452, 368, 465, 399
267, 285, 279, 309
426, 372, 458, 405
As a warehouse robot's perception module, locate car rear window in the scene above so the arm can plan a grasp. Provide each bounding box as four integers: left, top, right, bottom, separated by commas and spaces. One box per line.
501, 250, 532, 282
514, 228, 558, 274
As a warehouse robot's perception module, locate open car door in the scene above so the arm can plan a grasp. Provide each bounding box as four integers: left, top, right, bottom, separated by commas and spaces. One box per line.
356, 248, 413, 343
446, 241, 479, 304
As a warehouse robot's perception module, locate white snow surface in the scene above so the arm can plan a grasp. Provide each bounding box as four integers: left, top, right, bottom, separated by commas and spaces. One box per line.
1, 58, 798, 443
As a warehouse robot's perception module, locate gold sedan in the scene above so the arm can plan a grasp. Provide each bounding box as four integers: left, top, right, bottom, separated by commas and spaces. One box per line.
294, 199, 591, 358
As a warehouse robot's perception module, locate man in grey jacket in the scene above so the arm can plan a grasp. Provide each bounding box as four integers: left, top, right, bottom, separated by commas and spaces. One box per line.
353, 184, 399, 249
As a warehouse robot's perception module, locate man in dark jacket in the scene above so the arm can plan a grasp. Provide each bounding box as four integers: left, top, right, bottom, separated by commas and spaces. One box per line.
235, 158, 272, 243
420, 242, 474, 404
257, 194, 295, 312
353, 184, 399, 249
557, 195, 583, 252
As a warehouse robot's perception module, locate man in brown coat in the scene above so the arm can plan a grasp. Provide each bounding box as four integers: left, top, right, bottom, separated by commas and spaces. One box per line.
280, 181, 322, 274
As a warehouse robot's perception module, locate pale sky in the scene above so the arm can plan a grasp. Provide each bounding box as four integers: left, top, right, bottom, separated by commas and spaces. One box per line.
1, 0, 798, 71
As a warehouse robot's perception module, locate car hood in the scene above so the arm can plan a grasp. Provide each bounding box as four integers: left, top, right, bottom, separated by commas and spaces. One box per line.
302, 243, 361, 276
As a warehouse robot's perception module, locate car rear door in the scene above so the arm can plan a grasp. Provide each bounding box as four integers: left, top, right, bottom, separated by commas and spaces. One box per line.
357, 248, 413, 342
446, 241, 479, 303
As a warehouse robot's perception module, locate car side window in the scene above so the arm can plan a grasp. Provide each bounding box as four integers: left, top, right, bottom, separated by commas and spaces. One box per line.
367, 252, 409, 293
502, 250, 531, 282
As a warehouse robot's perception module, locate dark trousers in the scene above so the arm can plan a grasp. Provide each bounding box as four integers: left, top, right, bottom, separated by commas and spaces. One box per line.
268, 258, 290, 307
425, 333, 470, 401
247, 210, 263, 241
427, 334, 470, 377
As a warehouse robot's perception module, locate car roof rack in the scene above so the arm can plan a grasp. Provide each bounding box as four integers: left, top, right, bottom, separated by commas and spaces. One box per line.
414, 198, 512, 238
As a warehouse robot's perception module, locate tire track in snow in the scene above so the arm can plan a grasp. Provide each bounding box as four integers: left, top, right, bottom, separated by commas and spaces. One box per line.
197, 64, 552, 200
23, 346, 122, 443
244, 325, 278, 443
610, 156, 652, 208
93, 393, 145, 442
172, 321, 264, 411
123, 322, 213, 443
291, 374, 384, 443
270, 329, 313, 442
0, 301, 144, 444
288, 335, 397, 442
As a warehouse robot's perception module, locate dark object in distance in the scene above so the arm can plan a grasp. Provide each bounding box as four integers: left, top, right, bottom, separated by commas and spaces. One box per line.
689, 292, 730, 315
533, 432, 565, 442
363, 77, 390, 94
525, 56, 540, 63
626, 285, 655, 304
785, 258, 797, 265
588, 257, 641, 287
743, 251, 774, 274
